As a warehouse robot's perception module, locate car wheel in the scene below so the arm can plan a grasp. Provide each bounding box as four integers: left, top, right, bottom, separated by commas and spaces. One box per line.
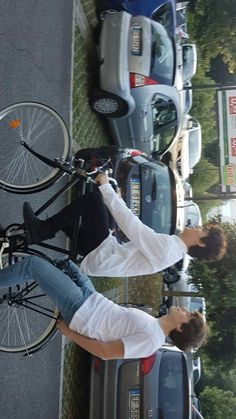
90, 88, 129, 118
163, 270, 180, 284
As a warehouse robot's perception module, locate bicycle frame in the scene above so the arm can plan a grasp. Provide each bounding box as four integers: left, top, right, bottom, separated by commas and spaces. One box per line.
20, 141, 115, 259
21, 141, 91, 258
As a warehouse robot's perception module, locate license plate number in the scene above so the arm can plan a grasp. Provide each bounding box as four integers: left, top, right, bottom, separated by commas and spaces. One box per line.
131, 178, 140, 216
131, 27, 142, 56
129, 389, 140, 419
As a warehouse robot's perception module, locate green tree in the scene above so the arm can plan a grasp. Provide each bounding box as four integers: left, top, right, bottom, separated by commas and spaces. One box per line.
189, 0, 236, 71
200, 386, 236, 419
190, 157, 219, 195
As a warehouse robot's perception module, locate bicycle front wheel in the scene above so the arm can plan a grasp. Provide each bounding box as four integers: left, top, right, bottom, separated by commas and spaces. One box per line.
0, 251, 58, 353
0, 102, 71, 193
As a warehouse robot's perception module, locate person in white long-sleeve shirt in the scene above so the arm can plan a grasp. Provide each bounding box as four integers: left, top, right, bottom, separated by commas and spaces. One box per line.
23, 174, 226, 277
0, 256, 208, 358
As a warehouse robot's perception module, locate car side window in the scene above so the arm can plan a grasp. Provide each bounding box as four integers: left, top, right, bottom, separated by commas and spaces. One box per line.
152, 95, 177, 128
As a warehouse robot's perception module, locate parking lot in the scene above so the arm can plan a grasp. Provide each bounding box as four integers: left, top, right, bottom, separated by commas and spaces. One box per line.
0, 1, 209, 418
61, 1, 164, 417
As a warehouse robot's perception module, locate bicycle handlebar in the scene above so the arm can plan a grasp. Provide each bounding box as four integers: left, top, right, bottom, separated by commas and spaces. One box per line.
21, 141, 118, 188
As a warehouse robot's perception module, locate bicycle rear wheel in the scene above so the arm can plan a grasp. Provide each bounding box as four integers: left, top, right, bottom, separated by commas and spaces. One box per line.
0, 250, 58, 353
0, 102, 71, 194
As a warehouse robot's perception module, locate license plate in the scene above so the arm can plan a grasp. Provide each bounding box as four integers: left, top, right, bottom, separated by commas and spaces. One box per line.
129, 389, 140, 419
131, 178, 140, 216
131, 27, 142, 56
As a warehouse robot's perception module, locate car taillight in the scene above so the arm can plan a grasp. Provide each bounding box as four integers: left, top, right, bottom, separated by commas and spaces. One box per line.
130, 73, 158, 88
140, 353, 157, 375
125, 148, 146, 157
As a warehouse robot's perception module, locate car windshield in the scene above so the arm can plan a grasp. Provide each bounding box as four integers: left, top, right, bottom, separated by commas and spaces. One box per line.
152, 95, 178, 154
158, 351, 189, 419
150, 23, 175, 85
141, 163, 176, 234
189, 130, 201, 168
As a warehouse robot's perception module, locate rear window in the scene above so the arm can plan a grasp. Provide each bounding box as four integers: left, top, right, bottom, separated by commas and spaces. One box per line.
152, 3, 174, 33
158, 351, 189, 419
150, 23, 175, 85
140, 162, 176, 234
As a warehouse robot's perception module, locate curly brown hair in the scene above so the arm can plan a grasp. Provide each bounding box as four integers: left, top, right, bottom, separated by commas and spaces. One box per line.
169, 312, 208, 351
188, 224, 227, 261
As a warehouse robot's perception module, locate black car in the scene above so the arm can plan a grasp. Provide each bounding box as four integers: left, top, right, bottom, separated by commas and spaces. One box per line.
89, 345, 193, 419
75, 145, 177, 235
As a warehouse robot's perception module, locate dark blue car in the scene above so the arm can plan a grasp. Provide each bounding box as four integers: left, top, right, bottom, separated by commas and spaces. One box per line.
97, 0, 178, 34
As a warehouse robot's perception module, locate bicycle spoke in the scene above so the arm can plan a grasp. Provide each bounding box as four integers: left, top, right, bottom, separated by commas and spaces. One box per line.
0, 251, 57, 353
0, 102, 70, 192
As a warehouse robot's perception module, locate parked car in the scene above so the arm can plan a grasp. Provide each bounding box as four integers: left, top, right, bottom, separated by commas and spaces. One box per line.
75, 145, 182, 235
163, 253, 192, 285
175, 115, 202, 180
182, 43, 197, 82
90, 11, 183, 156
183, 180, 193, 198
182, 81, 193, 114
192, 395, 204, 419
164, 272, 206, 316
192, 404, 204, 419
192, 356, 201, 385
89, 345, 193, 419
97, 0, 177, 35
184, 201, 202, 227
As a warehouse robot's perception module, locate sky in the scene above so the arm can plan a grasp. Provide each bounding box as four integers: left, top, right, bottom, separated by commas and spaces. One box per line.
210, 200, 236, 223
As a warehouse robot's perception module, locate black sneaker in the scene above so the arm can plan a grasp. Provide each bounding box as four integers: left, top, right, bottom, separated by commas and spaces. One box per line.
23, 202, 44, 244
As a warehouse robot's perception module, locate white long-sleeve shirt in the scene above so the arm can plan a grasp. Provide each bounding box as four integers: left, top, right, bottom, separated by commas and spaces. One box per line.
80, 183, 187, 277
69, 292, 165, 359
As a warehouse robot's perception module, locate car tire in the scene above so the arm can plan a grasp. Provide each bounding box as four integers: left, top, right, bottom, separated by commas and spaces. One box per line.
163, 270, 180, 284
89, 88, 129, 118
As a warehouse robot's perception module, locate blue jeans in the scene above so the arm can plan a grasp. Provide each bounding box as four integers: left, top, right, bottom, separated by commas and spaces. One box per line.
0, 255, 96, 324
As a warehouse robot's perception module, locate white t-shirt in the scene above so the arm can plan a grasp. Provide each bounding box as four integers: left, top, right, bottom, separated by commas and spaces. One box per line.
69, 292, 166, 359
80, 183, 187, 277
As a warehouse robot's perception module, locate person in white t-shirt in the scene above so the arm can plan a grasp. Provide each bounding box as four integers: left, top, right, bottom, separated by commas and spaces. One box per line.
23, 174, 226, 278
0, 256, 208, 359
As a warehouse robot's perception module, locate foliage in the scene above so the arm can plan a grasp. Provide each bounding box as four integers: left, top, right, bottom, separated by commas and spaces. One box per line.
188, 0, 236, 72
190, 157, 219, 195
190, 71, 217, 146
200, 386, 236, 419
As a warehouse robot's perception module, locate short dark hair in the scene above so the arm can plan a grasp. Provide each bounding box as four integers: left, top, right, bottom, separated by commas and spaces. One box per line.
188, 224, 226, 261
169, 312, 208, 351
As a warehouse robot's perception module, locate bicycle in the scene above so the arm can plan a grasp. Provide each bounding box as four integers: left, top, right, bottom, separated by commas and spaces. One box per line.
0, 101, 117, 355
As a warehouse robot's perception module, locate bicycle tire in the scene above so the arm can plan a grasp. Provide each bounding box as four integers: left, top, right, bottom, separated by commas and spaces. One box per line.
0, 102, 71, 194
0, 249, 58, 353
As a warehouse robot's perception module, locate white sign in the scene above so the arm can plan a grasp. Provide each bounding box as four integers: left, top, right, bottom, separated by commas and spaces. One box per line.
218, 89, 236, 192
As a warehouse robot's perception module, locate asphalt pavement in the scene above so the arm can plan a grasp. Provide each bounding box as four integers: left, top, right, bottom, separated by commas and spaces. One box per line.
0, 1, 73, 418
